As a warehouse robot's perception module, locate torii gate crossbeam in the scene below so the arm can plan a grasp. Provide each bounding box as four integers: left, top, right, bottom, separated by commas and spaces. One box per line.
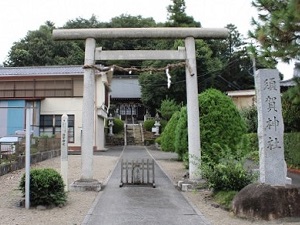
53, 27, 228, 189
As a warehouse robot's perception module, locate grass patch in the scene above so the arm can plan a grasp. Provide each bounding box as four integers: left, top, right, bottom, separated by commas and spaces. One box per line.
213, 190, 237, 210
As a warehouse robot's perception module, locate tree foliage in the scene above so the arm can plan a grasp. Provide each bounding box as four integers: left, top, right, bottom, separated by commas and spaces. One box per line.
174, 106, 188, 160
159, 98, 181, 120
4, 21, 85, 66
3, 0, 257, 116
19, 168, 67, 207
282, 83, 300, 132
199, 89, 248, 164
240, 105, 258, 133
160, 110, 181, 152
249, 0, 300, 62
166, 0, 200, 27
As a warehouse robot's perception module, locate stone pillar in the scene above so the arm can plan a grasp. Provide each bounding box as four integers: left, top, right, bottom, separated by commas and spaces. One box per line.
70, 38, 101, 191
185, 37, 201, 180
81, 38, 96, 181
255, 69, 291, 185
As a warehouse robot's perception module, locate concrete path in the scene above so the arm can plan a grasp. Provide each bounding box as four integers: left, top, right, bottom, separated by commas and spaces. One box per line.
82, 145, 210, 225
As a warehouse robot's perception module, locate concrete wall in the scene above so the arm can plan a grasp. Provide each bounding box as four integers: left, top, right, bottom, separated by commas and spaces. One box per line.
41, 98, 83, 148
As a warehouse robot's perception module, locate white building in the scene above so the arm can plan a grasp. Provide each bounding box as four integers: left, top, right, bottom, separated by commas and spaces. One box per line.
0, 65, 112, 151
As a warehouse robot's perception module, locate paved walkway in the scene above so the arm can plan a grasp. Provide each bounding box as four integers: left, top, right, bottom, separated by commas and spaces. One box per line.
82, 145, 210, 225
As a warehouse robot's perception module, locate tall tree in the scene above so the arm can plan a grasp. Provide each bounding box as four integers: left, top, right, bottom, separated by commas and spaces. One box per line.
4, 21, 85, 66
138, 0, 204, 111
249, 0, 300, 63
207, 24, 255, 91
166, 0, 200, 27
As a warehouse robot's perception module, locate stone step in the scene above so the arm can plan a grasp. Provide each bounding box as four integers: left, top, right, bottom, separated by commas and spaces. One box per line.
126, 124, 143, 145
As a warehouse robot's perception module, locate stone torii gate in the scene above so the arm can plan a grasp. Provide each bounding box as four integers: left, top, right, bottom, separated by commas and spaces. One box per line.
53, 27, 228, 190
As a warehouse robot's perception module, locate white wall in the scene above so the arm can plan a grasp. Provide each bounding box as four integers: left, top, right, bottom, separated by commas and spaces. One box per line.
40, 97, 83, 147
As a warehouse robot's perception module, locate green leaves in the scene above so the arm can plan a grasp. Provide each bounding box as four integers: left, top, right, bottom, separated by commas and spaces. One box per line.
250, 0, 300, 62
199, 89, 248, 164
159, 98, 180, 121
19, 168, 67, 207
201, 158, 256, 192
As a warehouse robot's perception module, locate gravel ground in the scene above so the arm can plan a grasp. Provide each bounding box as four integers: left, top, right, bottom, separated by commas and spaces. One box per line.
0, 155, 118, 225
1, 151, 300, 225
154, 157, 300, 225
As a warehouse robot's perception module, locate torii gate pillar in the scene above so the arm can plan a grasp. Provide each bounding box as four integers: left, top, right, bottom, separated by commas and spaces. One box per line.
70, 38, 101, 191
185, 37, 201, 180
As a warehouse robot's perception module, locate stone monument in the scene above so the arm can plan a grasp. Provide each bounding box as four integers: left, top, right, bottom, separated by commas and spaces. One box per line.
255, 69, 291, 185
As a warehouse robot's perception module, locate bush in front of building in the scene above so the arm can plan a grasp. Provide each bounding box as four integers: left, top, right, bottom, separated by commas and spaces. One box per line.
143, 119, 155, 131
19, 168, 67, 207
112, 118, 124, 134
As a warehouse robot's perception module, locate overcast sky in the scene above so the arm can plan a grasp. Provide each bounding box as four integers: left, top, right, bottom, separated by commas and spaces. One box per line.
0, 0, 295, 79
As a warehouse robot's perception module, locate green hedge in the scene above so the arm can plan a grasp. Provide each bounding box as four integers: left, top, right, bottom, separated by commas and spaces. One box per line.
284, 132, 300, 168
245, 132, 300, 168
113, 118, 124, 134
160, 111, 180, 152
144, 119, 155, 131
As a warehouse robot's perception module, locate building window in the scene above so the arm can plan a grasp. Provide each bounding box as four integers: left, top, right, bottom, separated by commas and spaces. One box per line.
40, 115, 74, 143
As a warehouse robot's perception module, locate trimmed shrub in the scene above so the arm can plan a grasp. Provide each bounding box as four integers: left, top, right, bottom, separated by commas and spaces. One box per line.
143, 119, 155, 132
199, 88, 248, 164
112, 118, 124, 134
174, 107, 188, 160
282, 91, 300, 132
159, 98, 180, 121
244, 132, 300, 168
160, 111, 180, 152
284, 132, 300, 168
19, 168, 67, 207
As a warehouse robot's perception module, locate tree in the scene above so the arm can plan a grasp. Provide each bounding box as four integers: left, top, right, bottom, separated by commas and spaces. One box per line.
3, 15, 159, 67
166, 0, 200, 27
138, 71, 170, 114
4, 22, 84, 66
207, 24, 255, 91
159, 98, 181, 120
249, 0, 300, 63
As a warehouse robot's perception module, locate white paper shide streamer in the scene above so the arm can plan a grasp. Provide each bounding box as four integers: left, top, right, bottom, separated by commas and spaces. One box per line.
166, 67, 171, 89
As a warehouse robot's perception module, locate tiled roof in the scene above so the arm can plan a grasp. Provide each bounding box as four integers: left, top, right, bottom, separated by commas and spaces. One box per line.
0, 65, 85, 76
110, 76, 141, 98
280, 79, 296, 87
